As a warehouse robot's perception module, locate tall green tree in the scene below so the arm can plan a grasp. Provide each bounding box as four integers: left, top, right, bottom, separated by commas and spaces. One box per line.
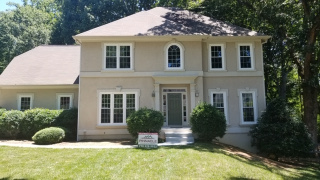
0, 0, 60, 73
199, 0, 320, 147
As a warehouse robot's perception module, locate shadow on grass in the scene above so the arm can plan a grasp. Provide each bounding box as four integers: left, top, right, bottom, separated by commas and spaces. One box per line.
156, 142, 320, 180
0, 177, 28, 180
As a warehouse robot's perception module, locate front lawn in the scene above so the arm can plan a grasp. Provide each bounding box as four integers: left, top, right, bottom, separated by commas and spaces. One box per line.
0, 143, 319, 179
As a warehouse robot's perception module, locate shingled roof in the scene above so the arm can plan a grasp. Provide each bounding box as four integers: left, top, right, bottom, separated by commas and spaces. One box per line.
0, 46, 80, 86
75, 7, 263, 37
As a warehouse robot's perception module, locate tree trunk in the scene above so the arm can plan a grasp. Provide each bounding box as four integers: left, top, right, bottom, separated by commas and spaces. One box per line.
302, 85, 319, 149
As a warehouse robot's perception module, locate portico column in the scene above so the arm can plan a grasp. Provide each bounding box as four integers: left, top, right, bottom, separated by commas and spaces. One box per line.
154, 84, 160, 111
190, 83, 196, 110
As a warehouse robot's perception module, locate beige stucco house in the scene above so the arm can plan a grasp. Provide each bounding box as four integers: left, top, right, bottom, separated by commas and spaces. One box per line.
0, 7, 269, 151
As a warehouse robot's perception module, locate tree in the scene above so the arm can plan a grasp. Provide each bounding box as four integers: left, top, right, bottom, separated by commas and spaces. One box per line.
198, 0, 320, 149
0, 0, 60, 73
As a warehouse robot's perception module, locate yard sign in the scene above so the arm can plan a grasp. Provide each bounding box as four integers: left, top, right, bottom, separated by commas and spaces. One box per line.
138, 133, 158, 148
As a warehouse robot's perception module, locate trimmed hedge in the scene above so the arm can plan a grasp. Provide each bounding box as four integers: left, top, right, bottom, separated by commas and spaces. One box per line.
250, 99, 313, 158
126, 108, 164, 138
0, 108, 78, 140
190, 102, 227, 142
32, 127, 65, 145
0, 110, 24, 139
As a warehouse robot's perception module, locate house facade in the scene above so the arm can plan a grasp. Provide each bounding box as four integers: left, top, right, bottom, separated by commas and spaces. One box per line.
0, 7, 269, 151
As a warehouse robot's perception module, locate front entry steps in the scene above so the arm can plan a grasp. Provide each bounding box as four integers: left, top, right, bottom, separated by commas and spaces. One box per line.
159, 127, 194, 146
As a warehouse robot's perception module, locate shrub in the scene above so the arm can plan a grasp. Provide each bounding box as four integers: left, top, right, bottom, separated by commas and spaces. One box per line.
0, 110, 24, 139
32, 127, 65, 145
250, 99, 313, 158
318, 116, 320, 143
53, 108, 78, 141
19, 108, 61, 139
190, 102, 227, 142
126, 108, 164, 138
0, 108, 6, 116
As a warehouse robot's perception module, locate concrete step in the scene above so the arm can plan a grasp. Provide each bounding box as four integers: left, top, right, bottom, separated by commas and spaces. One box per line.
159, 127, 194, 146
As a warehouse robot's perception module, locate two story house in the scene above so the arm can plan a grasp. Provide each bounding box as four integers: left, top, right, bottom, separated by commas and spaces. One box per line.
0, 7, 269, 151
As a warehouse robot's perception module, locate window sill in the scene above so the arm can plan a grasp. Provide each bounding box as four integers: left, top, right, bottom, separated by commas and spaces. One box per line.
237, 69, 256, 72
208, 69, 227, 72
96, 125, 128, 129
101, 69, 134, 73
164, 69, 185, 72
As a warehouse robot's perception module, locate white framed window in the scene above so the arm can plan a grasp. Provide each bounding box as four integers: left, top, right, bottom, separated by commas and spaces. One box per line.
103, 43, 133, 70
238, 89, 258, 124
165, 42, 184, 70
209, 89, 228, 123
238, 43, 254, 70
209, 44, 226, 70
98, 89, 139, 125
56, 93, 74, 110
17, 93, 34, 111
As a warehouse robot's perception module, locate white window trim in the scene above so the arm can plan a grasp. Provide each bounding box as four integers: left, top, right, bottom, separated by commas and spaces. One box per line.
164, 42, 185, 71
238, 89, 258, 124
97, 89, 140, 126
237, 43, 255, 71
208, 89, 229, 124
56, 93, 74, 110
17, 93, 34, 110
208, 44, 226, 71
103, 43, 134, 70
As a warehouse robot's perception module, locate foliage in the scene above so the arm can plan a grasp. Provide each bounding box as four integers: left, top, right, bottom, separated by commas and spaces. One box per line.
250, 99, 313, 158
19, 108, 61, 139
0, 108, 77, 140
0, 0, 60, 73
190, 102, 226, 141
32, 127, 65, 145
0, 110, 24, 139
126, 108, 164, 138
53, 108, 78, 141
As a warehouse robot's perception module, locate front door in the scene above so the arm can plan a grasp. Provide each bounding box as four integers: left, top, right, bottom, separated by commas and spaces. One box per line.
167, 93, 182, 126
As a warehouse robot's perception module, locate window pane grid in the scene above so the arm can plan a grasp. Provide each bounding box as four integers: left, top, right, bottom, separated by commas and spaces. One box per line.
101, 94, 111, 123
168, 45, 181, 68
242, 93, 254, 122
211, 46, 223, 69
21, 97, 31, 111
240, 46, 252, 68
212, 93, 224, 115
113, 94, 123, 123
126, 94, 135, 118
105, 45, 131, 69
60, 97, 70, 109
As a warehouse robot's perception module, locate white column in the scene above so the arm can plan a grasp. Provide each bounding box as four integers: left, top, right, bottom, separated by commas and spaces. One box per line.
190, 83, 196, 110
154, 84, 160, 111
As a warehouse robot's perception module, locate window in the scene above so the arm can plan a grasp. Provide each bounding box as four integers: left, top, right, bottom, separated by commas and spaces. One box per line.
104, 43, 133, 70
17, 94, 34, 111
165, 42, 184, 70
239, 90, 257, 124
209, 44, 225, 70
99, 91, 139, 125
209, 89, 228, 122
238, 44, 254, 70
56, 93, 73, 109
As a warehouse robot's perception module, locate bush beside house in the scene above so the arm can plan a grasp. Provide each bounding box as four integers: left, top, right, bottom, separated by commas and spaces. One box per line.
190, 102, 227, 142
126, 108, 164, 138
250, 99, 313, 158
0, 108, 78, 141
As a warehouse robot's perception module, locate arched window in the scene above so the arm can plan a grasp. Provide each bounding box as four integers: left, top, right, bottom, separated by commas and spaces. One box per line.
168, 45, 181, 68
165, 42, 184, 70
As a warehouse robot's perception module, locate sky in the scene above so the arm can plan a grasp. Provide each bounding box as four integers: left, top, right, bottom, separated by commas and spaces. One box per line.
0, 0, 22, 12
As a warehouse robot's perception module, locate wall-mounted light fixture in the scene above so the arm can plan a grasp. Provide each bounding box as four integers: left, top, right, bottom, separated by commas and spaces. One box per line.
195, 91, 199, 97
152, 91, 155, 97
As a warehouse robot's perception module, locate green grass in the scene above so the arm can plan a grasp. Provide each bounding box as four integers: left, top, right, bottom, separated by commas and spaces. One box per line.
0, 143, 319, 179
